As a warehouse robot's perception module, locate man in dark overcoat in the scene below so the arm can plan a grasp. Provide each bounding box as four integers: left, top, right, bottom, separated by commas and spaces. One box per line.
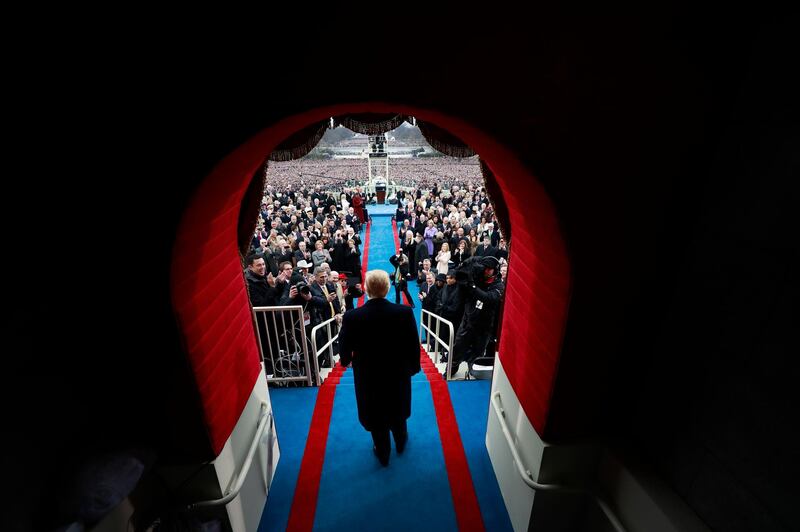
338, 270, 421, 466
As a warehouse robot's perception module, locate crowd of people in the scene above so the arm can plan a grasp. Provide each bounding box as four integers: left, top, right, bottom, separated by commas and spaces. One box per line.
244, 183, 369, 381
388, 183, 509, 378
266, 156, 484, 191
245, 162, 510, 382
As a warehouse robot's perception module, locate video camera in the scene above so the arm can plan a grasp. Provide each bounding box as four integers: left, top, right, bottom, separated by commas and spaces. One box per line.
454, 256, 499, 286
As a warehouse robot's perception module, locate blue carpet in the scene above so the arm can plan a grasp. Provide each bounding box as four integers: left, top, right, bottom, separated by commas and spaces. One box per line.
260, 213, 511, 531
448, 380, 513, 531
365, 214, 422, 327
259, 387, 319, 531
314, 376, 458, 531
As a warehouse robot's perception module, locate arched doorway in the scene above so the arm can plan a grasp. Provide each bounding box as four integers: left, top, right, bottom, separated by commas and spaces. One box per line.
170, 103, 572, 529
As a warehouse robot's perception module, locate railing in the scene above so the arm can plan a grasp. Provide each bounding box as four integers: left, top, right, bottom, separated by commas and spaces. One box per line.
491, 391, 627, 532
419, 309, 455, 379
310, 315, 340, 386
252, 305, 313, 386
188, 402, 273, 509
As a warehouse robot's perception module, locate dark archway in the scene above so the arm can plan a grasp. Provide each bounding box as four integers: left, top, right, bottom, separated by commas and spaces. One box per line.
170, 103, 571, 454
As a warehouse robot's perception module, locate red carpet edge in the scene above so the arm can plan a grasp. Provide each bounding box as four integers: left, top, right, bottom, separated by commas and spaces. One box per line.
285, 364, 345, 531
420, 347, 486, 531
393, 217, 484, 530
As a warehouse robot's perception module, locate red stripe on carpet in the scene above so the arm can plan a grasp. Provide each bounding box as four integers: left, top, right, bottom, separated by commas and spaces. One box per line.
356, 220, 371, 307
420, 346, 486, 531
286, 371, 344, 531
391, 219, 411, 305
395, 219, 481, 527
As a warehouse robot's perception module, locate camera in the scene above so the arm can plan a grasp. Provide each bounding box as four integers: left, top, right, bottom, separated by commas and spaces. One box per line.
294, 281, 311, 296
454, 257, 483, 286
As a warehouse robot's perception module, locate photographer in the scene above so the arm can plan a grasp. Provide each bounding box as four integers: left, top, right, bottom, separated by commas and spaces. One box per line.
446, 256, 505, 379
389, 249, 414, 307
278, 270, 313, 305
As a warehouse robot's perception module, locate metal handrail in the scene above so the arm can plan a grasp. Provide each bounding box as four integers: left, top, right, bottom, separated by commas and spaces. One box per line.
189, 402, 273, 509
253, 305, 312, 386
310, 315, 339, 386
491, 392, 627, 532
419, 309, 454, 379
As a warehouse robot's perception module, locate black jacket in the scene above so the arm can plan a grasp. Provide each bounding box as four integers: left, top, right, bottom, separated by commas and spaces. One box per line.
421, 283, 441, 313
245, 269, 280, 307
451, 247, 470, 268
344, 284, 363, 311
414, 240, 430, 266
342, 247, 362, 280
436, 283, 466, 327
474, 244, 498, 258
309, 281, 342, 324
338, 298, 420, 430
389, 254, 411, 284
462, 273, 504, 331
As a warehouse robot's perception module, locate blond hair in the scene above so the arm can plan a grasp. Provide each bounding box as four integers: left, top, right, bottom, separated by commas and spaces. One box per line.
364, 270, 390, 299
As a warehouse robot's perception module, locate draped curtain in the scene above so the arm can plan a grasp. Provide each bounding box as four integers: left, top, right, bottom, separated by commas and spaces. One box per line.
480, 159, 511, 243
416, 120, 476, 158
238, 160, 268, 257
268, 120, 330, 161
333, 113, 408, 135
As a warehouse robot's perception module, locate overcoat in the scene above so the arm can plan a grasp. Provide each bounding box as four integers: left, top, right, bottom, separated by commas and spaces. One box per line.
338, 298, 421, 430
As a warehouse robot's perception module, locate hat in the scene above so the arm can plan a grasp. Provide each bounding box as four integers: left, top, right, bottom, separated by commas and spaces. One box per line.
297, 260, 312, 269
435, 273, 447, 283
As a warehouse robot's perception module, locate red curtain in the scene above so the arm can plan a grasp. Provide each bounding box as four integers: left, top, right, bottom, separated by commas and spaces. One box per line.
333, 113, 409, 135
417, 119, 476, 158
268, 120, 330, 161
480, 159, 511, 243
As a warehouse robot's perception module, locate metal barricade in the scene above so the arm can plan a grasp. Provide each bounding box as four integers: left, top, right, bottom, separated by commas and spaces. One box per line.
252, 305, 313, 386
310, 316, 340, 386
419, 309, 455, 380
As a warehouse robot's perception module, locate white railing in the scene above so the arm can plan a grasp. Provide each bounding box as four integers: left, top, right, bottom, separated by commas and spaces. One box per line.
310, 315, 340, 386
491, 391, 627, 532
188, 402, 273, 510
419, 309, 455, 379
252, 305, 313, 386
